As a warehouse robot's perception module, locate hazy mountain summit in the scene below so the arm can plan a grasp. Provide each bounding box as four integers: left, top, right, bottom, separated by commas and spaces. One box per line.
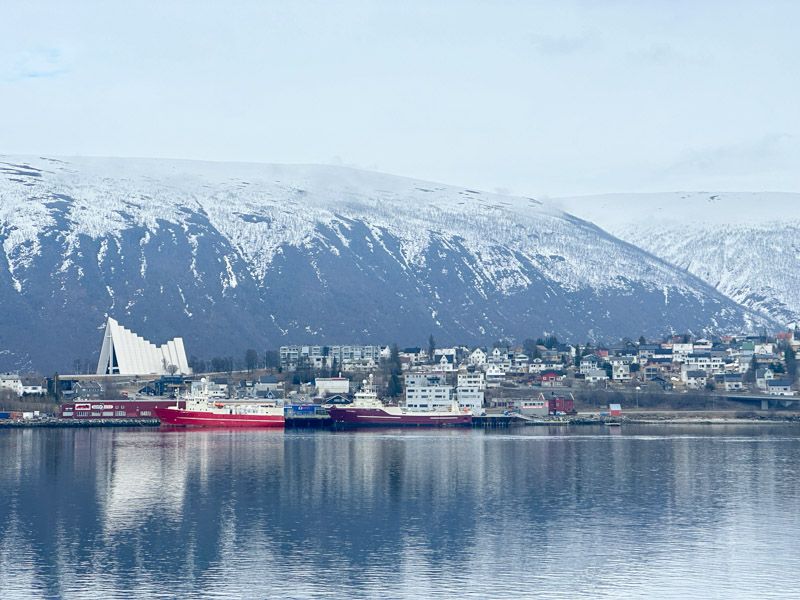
0, 156, 770, 372
556, 192, 800, 326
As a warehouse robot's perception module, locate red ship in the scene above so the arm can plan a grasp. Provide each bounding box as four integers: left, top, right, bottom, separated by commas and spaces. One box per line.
154, 379, 284, 428
327, 378, 472, 427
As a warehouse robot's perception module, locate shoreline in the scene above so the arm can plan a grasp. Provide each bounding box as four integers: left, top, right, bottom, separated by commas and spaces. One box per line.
3, 414, 800, 429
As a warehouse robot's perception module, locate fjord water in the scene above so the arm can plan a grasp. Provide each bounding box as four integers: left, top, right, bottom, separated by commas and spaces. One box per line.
2, 426, 799, 599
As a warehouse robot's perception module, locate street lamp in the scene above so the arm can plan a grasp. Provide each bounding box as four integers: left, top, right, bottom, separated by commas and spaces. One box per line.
635, 385, 641, 409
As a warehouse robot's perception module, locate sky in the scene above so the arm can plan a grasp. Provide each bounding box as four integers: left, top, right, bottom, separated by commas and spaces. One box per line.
1, 1, 798, 198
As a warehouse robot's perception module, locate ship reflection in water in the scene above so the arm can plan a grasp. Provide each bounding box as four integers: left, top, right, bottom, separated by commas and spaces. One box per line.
1, 426, 800, 598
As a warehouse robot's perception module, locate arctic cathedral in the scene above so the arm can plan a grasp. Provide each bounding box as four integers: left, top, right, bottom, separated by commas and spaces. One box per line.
96, 317, 192, 376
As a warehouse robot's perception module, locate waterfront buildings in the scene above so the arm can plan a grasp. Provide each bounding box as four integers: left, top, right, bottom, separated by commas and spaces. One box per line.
279, 345, 386, 371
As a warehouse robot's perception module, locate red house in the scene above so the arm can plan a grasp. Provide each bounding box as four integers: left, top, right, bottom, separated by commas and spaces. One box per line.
548, 396, 575, 415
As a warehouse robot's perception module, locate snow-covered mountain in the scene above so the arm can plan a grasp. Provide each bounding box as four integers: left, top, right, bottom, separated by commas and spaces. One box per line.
0, 157, 769, 372
555, 192, 800, 326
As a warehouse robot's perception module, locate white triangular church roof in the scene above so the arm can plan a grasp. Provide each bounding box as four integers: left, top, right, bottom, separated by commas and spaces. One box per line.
96, 317, 191, 376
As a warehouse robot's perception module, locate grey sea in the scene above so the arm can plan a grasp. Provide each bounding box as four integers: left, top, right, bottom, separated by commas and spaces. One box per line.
1, 425, 799, 599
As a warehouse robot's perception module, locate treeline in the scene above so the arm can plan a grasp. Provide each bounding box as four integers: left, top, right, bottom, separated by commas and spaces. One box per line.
188, 349, 280, 374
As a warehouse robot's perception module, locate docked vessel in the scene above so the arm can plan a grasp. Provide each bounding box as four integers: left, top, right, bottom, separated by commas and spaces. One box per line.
327, 377, 472, 427
154, 379, 284, 428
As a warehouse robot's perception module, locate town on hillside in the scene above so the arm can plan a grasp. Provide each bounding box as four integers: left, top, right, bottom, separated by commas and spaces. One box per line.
2, 326, 799, 421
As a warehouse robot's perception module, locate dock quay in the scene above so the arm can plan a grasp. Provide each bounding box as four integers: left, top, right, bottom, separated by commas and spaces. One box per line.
472, 414, 521, 427
0, 418, 160, 428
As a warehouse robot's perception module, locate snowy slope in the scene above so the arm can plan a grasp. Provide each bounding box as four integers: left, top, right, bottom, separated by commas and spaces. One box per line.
554, 192, 800, 325
0, 157, 770, 372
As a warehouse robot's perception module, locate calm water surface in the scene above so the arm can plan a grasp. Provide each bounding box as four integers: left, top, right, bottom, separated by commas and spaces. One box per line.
1, 425, 799, 599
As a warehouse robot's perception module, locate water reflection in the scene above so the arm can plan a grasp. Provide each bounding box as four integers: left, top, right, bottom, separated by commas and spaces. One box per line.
1, 426, 799, 598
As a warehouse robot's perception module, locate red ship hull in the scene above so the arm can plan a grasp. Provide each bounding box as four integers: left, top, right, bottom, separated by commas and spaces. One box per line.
327, 407, 472, 427
154, 407, 285, 428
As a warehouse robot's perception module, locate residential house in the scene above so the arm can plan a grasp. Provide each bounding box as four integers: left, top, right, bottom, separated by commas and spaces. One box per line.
612, 363, 631, 382
717, 374, 744, 392
637, 344, 660, 361
584, 368, 609, 384
74, 380, 103, 399
485, 364, 505, 387
767, 379, 795, 396
429, 353, 455, 372
469, 348, 487, 366
579, 354, 600, 375
528, 358, 546, 374
540, 370, 565, 387
683, 369, 708, 390
693, 339, 713, 352
255, 375, 283, 399
671, 343, 694, 362
755, 368, 775, 392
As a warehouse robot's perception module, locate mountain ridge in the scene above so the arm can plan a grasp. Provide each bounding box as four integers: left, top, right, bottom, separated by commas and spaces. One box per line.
0, 155, 773, 372
554, 192, 800, 326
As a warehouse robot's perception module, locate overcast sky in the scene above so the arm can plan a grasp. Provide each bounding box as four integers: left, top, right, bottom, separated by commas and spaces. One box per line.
1, 1, 798, 197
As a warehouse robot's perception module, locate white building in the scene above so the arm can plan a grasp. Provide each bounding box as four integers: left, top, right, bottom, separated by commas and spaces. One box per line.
469, 348, 487, 366
0, 373, 23, 396
756, 368, 775, 391
767, 379, 795, 396
682, 368, 708, 389
456, 371, 485, 414
96, 317, 191, 376
579, 355, 600, 375
612, 363, 631, 382
457, 371, 485, 389
315, 377, 350, 396
405, 373, 455, 411
485, 364, 505, 387
583, 368, 608, 383
670, 343, 694, 362
518, 397, 548, 417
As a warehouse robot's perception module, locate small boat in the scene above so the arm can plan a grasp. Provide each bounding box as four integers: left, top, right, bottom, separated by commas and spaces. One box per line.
154, 378, 284, 428
605, 421, 621, 427
327, 376, 472, 427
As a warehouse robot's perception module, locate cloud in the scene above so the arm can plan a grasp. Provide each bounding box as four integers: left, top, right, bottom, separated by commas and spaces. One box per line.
626, 41, 706, 67
653, 133, 800, 190
1, 48, 68, 83
528, 31, 598, 56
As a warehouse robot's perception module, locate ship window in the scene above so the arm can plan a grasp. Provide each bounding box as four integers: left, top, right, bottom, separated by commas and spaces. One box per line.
140, 410, 151, 417
115, 411, 126, 416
